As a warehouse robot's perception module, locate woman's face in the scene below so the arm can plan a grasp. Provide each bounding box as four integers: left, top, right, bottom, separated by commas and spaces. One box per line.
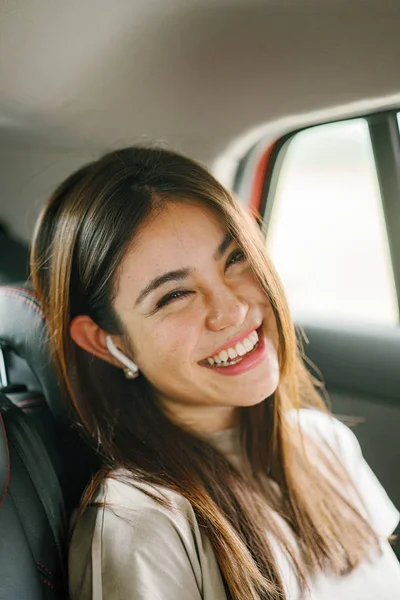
113, 201, 280, 432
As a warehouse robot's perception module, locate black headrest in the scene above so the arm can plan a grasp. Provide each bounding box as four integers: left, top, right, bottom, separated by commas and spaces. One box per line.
0, 285, 67, 423
0, 225, 29, 284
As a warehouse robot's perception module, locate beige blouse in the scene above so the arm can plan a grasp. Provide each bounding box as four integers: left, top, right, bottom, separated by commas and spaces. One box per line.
69, 410, 400, 599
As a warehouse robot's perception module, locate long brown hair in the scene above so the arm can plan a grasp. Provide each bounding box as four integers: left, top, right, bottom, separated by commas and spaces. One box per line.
31, 146, 377, 599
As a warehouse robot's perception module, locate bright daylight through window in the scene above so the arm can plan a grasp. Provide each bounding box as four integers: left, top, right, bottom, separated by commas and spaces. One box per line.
266, 119, 399, 325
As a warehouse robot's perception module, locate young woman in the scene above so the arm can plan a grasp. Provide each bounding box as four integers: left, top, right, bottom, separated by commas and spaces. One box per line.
31, 147, 400, 599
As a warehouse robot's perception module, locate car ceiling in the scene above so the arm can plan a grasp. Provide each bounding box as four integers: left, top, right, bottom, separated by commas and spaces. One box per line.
1, 0, 400, 240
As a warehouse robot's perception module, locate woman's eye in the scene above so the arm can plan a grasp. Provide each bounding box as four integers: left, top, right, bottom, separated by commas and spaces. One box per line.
226, 248, 246, 270
156, 290, 192, 310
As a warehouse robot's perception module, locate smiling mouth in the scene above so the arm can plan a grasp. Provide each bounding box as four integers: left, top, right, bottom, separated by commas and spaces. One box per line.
200, 326, 261, 368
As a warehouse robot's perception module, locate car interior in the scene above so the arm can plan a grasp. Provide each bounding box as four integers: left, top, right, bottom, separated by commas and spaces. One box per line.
0, 1, 399, 598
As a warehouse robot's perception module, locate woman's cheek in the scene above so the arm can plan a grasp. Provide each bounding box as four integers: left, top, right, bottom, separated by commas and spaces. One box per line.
163, 316, 200, 367
140, 322, 186, 369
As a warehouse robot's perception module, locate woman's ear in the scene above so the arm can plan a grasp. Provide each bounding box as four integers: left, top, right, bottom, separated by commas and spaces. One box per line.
70, 315, 122, 367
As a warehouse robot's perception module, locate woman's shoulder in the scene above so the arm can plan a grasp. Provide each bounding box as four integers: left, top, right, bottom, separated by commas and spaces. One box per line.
89, 468, 196, 530
288, 408, 399, 538
69, 471, 211, 600
69, 470, 202, 580
100, 468, 189, 503
69, 468, 199, 559
287, 408, 360, 460
287, 407, 370, 480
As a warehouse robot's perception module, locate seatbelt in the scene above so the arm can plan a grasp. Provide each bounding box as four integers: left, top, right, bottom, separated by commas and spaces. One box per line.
0, 392, 67, 588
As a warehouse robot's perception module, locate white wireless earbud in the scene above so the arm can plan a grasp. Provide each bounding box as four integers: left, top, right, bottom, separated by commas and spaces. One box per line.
106, 335, 139, 378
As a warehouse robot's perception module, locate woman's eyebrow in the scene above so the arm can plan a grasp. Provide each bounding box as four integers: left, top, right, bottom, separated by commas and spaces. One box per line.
135, 269, 192, 306
135, 233, 233, 306
214, 232, 233, 260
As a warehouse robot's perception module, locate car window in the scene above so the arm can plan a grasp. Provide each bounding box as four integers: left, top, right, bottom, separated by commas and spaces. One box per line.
265, 118, 399, 325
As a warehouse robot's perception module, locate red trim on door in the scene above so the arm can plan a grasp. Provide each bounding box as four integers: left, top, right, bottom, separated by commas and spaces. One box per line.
249, 142, 278, 216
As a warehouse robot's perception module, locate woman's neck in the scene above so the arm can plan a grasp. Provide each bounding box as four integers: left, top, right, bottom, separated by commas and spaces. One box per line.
159, 397, 240, 435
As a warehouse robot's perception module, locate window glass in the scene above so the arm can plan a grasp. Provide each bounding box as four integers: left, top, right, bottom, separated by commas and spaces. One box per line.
266, 119, 398, 324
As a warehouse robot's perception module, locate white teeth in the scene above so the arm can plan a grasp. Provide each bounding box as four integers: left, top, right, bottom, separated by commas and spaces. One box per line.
219, 349, 228, 362
206, 328, 260, 366
250, 330, 259, 343
227, 347, 238, 359
243, 338, 253, 352
235, 342, 247, 356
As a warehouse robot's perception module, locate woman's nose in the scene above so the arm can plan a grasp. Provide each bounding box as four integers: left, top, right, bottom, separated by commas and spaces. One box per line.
205, 287, 248, 331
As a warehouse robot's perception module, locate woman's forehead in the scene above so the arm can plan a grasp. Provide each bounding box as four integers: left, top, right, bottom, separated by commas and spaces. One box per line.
131, 202, 225, 258
116, 202, 227, 291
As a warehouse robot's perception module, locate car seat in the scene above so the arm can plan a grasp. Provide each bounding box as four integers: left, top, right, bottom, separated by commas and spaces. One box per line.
0, 284, 100, 600
0, 224, 30, 285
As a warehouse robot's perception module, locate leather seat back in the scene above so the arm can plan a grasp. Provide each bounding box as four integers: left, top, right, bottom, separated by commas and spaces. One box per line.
0, 284, 100, 599
0, 225, 29, 285
0, 393, 67, 599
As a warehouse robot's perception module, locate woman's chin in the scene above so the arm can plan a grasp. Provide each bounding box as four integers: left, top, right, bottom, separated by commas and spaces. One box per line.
232, 379, 279, 409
